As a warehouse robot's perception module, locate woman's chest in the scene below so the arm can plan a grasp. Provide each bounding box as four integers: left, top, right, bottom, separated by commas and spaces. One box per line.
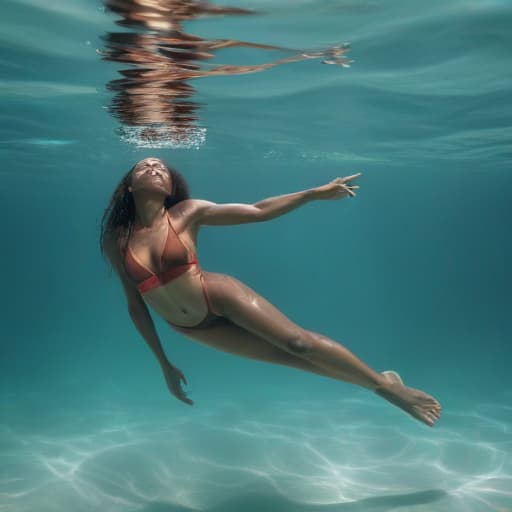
129, 222, 197, 273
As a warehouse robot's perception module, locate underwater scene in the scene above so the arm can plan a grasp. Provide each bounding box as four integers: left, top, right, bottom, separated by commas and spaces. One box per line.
1, 0, 511, 511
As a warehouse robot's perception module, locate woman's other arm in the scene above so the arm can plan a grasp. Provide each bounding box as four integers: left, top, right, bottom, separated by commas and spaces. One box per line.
103, 236, 193, 405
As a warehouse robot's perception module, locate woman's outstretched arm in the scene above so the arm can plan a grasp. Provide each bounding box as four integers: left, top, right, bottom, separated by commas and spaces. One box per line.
191, 174, 361, 226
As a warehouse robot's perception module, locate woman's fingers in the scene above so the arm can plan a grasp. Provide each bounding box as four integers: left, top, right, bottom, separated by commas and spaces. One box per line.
341, 184, 359, 197
342, 172, 362, 182
174, 385, 193, 405
173, 367, 188, 385
343, 185, 355, 197
330, 173, 362, 196
165, 368, 193, 405
179, 391, 194, 405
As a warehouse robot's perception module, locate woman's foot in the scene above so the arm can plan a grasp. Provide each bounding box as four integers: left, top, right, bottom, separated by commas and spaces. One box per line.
375, 371, 442, 427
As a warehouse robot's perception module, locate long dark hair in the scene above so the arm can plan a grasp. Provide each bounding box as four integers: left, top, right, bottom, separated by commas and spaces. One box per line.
100, 160, 190, 265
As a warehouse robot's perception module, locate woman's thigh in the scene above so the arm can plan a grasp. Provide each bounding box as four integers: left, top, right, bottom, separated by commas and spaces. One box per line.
170, 317, 333, 377
201, 271, 311, 352
171, 317, 288, 362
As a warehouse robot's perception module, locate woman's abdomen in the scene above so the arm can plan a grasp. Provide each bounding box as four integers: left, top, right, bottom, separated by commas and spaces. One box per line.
141, 265, 210, 327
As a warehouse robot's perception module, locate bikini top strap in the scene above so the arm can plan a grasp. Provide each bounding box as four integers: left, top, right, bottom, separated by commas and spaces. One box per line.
166, 211, 197, 260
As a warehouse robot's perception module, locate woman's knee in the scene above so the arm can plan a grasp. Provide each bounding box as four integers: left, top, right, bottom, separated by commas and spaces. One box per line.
284, 331, 316, 355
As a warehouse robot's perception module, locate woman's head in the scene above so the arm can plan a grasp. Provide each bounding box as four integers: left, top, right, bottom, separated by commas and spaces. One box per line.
129, 157, 174, 198
100, 158, 190, 259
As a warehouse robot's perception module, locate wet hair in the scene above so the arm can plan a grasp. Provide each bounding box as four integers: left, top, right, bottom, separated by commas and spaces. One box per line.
99, 160, 190, 265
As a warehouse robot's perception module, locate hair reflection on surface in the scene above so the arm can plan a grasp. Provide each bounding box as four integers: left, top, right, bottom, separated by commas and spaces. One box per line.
100, 0, 352, 148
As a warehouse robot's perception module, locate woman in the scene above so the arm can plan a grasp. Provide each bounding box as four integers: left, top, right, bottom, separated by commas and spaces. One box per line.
100, 157, 442, 427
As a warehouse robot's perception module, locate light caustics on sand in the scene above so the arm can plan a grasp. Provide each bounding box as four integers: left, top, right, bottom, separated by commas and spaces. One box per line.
1, 396, 511, 512
99, 0, 352, 148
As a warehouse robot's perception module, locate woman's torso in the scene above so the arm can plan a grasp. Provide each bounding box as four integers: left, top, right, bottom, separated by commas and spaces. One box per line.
123, 202, 211, 327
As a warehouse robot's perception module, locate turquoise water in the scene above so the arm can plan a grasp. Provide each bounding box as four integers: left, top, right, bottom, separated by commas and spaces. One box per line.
2, 0, 511, 511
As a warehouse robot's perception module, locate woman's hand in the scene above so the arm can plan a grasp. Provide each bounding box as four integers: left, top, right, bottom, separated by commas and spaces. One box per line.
314, 173, 362, 200
162, 364, 194, 405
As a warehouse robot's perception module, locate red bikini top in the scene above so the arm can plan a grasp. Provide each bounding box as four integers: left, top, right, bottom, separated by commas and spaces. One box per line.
124, 212, 198, 294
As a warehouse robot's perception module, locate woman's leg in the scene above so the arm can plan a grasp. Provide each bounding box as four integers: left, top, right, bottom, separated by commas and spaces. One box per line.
171, 317, 346, 380
201, 272, 385, 389
194, 272, 441, 426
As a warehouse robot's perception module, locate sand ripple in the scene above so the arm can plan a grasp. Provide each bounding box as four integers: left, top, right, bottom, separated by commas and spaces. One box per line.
1, 393, 511, 512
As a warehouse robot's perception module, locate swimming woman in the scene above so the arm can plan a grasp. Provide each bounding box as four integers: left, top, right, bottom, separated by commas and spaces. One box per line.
100, 157, 442, 427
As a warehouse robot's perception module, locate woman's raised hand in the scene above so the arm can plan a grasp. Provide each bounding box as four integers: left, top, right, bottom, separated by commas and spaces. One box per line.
162, 364, 194, 405
314, 173, 362, 200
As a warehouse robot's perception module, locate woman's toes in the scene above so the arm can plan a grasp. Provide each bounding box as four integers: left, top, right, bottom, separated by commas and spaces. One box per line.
423, 415, 434, 427
427, 410, 440, 423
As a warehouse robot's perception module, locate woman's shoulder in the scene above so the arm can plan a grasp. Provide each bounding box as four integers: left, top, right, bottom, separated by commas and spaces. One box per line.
169, 198, 210, 209
167, 199, 213, 233
168, 199, 213, 219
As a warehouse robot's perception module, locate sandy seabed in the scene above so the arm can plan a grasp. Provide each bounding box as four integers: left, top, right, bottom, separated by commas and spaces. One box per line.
1, 390, 511, 512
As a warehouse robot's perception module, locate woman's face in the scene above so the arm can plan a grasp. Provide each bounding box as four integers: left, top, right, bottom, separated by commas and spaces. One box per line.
129, 158, 172, 196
